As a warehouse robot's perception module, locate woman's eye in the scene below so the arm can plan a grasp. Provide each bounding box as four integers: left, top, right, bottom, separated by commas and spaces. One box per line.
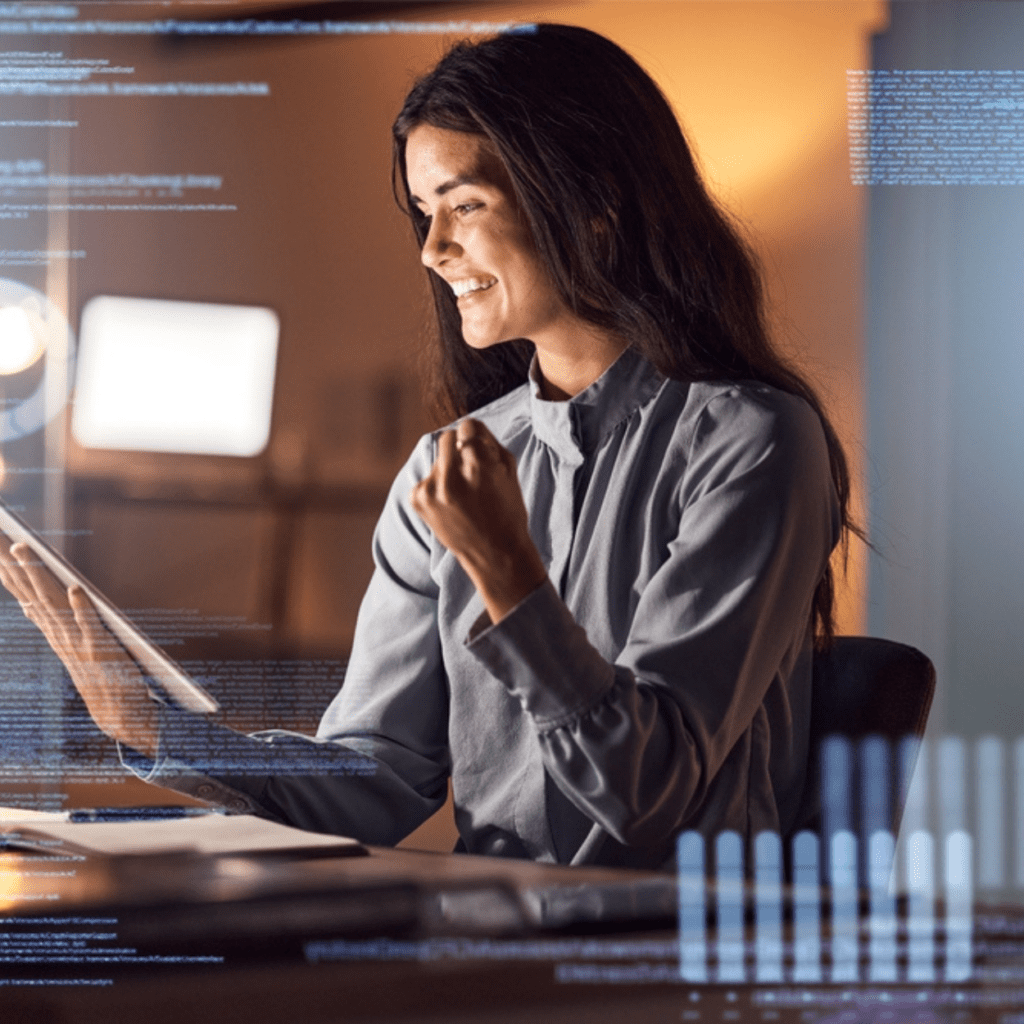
455, 203, 481, 215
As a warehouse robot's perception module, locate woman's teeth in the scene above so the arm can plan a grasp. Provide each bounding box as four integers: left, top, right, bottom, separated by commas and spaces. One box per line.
451, 277, 497, 298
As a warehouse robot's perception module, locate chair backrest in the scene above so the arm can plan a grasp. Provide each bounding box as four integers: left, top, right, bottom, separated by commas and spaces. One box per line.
788, 636, 936, 844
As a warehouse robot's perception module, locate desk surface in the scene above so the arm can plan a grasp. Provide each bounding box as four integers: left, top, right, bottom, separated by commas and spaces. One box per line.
0, 831, 679, 913
0, 838, 686, 1023
0, 836, 679, 938
5, 836, 1024, 1023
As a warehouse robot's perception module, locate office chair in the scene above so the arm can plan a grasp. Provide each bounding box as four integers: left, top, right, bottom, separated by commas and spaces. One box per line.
789, 636, 936, 844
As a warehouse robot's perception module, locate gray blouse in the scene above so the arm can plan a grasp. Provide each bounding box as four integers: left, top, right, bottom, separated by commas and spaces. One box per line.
140, 347, 841, 870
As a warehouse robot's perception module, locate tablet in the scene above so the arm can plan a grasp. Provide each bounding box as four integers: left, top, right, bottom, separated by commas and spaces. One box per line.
0, 499, 219, 714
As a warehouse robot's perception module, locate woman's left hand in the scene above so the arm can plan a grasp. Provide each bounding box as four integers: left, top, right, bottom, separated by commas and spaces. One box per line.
410, 418, 547, 623
0, 539, 158, 757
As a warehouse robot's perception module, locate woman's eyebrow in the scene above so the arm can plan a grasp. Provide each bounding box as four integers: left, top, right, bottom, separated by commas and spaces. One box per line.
409, 173, 486, 206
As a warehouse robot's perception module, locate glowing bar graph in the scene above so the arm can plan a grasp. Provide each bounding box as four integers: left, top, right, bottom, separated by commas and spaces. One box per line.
867, 830, 897, 981
754, 831, 783, 982
792, 830, 823, 983
715, 831, 745, 982
944, 829, 973, 982
906, 829, 936, 982
938, 737, 966, 837
939, 737, 972, 982
670, 733, 1000, 987
824, 735, 859, 982
1015, 738, 1024, 889
861, 736, 890, 837
976, 736, 1004, 890
822, 736, 853, 852
830, 829, 859, 982
677, 830, 707, 982
860, 736, 896, 981
899, 736, 929, 893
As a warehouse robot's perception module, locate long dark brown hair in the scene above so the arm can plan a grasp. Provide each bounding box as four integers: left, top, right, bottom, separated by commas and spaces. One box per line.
392, 23, 857, 644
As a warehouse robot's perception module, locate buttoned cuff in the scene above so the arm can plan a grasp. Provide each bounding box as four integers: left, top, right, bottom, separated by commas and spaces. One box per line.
117, 702, 264, 816
465, 578, 615, 727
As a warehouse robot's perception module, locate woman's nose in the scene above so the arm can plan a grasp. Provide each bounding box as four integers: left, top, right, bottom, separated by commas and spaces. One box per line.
421, 214, 457, 269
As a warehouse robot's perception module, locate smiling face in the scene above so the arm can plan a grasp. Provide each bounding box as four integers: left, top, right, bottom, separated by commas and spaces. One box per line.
405, 124, 575, 353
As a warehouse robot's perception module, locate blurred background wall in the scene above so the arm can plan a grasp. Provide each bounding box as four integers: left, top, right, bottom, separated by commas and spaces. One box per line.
865, 1, 1024, 742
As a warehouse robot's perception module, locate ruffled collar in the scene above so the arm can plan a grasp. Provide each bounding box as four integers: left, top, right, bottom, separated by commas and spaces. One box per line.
527, 346, 664, 465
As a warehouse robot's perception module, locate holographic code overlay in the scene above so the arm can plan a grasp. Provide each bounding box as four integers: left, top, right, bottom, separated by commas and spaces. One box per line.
848, 70, 1024, 185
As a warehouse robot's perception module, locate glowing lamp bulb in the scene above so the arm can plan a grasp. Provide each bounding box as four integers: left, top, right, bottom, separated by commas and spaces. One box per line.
0, 306, 44, 375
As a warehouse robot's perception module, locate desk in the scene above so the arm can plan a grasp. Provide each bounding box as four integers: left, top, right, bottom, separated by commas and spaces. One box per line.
5, 841, 1024, 1023
0, 839, 685, 1023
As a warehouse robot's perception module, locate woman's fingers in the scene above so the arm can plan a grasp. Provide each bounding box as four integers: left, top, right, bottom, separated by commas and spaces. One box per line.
409, 465, 433, 517
413, 420, 521, 515
408, 418, 544, 622
9, 542, 78, 649
412, 429, 462, 514
455, 417, 493, 444
11, 543, 70, 609
435, 427, 460, 493
0, 541, 71, 658
63, 586, 155, 752
68, 585, 117, 660
0, 540, 156, 754
0, 538, 36, 608
455, 418, 498, 461
411, 420, 527, 551
453, 419, 511, 489
456, 420, 515, 478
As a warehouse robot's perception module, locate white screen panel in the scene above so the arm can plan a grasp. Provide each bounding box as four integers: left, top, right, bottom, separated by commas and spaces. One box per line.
72, 296, 278, 457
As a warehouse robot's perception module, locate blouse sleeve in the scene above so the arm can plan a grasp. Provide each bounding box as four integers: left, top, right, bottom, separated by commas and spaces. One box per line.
464, 388, 841, 850
129, 435, 451, 846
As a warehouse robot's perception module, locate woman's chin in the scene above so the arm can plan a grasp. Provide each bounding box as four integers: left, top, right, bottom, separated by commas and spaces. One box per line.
461, 331, 508, 351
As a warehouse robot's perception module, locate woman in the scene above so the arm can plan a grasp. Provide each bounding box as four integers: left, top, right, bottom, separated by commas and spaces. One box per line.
0, 24, 849, 870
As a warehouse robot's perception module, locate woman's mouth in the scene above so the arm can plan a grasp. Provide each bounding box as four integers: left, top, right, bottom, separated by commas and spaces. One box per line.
450, 277, 498, 299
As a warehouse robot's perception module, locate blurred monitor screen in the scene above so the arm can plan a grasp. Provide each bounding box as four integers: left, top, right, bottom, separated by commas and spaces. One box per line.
72, 296, 278, 458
